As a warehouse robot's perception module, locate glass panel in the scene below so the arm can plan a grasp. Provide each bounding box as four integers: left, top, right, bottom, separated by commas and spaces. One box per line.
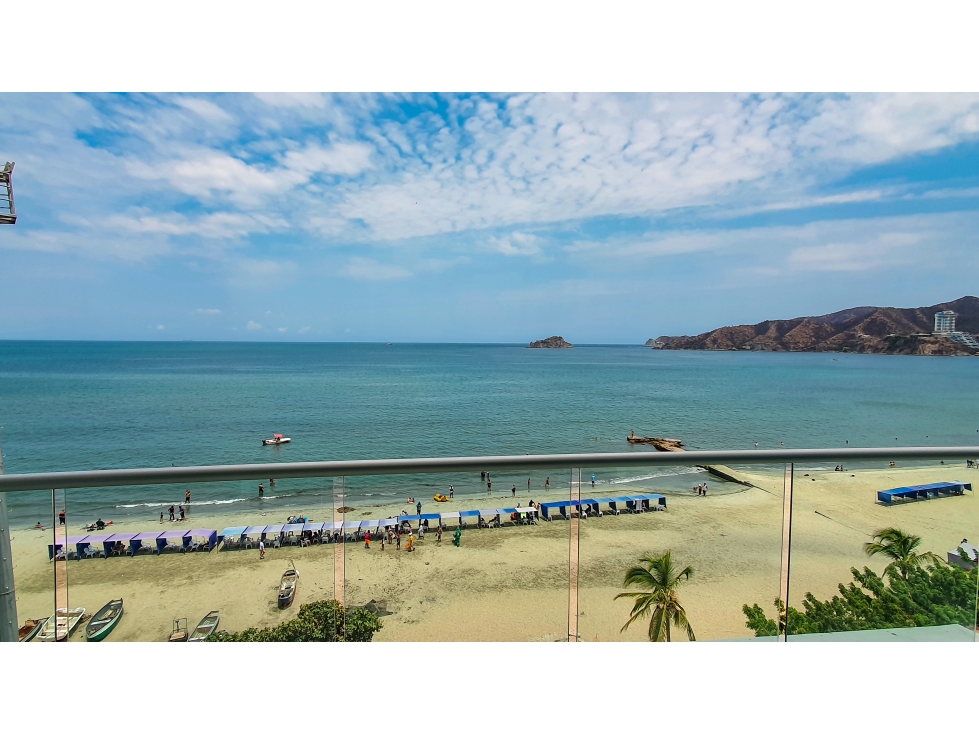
577, 460, 784, 641
787, 458, 977, 641
342, 469, 571, 641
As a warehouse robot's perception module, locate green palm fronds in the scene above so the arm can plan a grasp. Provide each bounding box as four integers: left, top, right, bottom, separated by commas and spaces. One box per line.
864, 527, 944, 579
615, 551, 696, 641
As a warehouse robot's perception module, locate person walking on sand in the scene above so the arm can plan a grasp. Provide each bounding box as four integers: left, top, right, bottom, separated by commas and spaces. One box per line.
259, 539, 265, 559
168, 505, 175, 521
59, 508, 66, 525
160, 512, 164, 523
416, 500, 422, 515
511, 485, 516, 498
545, 477, 550, 491
396, 532, 401, 551
449, 485, 454, 499
453, 526, 462, 547
436, 525, 443, 545
528, 478, 531, 491
380, 534, 385, 551
179, 505, 185, 521
365, 530, 371, 550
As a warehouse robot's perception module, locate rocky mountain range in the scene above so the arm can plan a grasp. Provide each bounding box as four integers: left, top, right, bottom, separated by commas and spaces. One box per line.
653, 296, 979, 355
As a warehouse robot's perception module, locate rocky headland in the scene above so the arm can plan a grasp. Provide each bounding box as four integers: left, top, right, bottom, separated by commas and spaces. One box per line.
650, 296, 979, 356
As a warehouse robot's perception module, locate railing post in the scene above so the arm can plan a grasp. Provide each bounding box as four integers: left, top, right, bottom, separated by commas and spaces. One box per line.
0, 428, 18, 641
568, 468, 580, 642
778, 462, 794, 642
333, 476, 345, 639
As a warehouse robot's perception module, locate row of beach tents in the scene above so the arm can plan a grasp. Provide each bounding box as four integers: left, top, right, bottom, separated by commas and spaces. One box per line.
49, 528, 218, 560
217, 493, 668, 546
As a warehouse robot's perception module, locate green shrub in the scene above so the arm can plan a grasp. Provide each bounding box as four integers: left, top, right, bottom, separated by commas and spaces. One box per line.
210, 599, 381, 642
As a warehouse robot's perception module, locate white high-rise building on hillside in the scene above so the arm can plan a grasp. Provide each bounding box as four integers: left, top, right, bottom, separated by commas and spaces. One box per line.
934, 310, 956, 333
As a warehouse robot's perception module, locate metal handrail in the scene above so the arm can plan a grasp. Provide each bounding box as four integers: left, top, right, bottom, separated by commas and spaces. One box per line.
0, 446, 976, 492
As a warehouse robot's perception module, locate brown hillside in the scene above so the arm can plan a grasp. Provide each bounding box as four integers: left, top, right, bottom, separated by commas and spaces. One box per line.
657, 296, 979, 355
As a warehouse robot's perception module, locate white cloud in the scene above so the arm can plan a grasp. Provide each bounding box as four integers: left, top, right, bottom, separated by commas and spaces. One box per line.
788, 233, 921, 272
298, 326, 311, 333
278, 327, 288, 333
486, 232, 542, 257
338, 257, 413, 281
247, 320, 262, 330
174, 97, 233, 123
105, 211, 286, 239
254, 93, 328, 108
224, 259, 299, 290
156, 324, 165, 330
197, 308, 221, 315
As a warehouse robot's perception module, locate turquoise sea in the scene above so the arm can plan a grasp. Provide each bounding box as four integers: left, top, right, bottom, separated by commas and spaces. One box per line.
1, 341, 977, 525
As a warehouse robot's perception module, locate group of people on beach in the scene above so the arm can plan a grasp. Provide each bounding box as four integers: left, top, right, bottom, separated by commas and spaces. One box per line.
479, 471, 550, 494
160, 504, 186, 522
693, 482, 709, 496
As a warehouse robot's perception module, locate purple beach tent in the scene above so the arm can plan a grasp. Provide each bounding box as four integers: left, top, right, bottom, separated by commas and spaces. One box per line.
75, 533, 111, 557
48, 535, 89, 559
188, 529, 218, 550
130, 530, 164, 555
157, 528, 191, 553
104, 532, 139, 556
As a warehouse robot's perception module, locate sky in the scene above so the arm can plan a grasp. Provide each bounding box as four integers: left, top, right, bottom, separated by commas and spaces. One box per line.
1, 92, 978, 343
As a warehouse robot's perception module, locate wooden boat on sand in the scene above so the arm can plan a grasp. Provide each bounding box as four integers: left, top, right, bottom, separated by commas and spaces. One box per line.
188, 610, 220, 641
19, 617, 48, 642
38, 608, 86, 641
278, 563, 299, 609
86, 598, 123, 642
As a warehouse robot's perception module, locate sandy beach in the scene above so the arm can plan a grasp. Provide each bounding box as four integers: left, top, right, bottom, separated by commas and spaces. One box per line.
10, 463, 977, 641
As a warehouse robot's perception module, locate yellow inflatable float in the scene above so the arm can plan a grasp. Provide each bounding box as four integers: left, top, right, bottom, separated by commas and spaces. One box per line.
434, 493, 450, 502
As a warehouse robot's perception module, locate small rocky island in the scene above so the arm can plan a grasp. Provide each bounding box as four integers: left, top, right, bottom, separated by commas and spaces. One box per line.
528, 336, 573, 349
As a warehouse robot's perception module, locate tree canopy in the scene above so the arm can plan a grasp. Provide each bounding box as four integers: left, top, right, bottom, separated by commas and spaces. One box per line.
743, 555, 977, 637
210, 599, 382, 642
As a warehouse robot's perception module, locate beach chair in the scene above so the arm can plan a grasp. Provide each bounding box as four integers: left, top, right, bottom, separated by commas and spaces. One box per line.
82, 545, 101, 559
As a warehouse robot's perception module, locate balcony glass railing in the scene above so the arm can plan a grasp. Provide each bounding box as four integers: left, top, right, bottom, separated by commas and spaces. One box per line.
2, 448, 976, 642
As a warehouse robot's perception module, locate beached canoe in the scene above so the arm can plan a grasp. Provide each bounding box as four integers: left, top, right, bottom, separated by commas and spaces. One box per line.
19, 617, 48, 642
38, 608, 86, 641
86, 598, 123, 642
188, 610, 220, 641
278, 564, 299, 609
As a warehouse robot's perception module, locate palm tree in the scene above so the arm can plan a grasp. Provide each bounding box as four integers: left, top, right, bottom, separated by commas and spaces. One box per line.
864, 527, 943, 579
615, 551, 695, 641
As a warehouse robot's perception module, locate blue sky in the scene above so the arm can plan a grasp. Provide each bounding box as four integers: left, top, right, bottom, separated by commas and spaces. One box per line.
1, 92, 978, 343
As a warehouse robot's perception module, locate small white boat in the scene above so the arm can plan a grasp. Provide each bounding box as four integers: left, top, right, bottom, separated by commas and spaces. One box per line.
38, 607, 86, 641
262, 433, 291, 446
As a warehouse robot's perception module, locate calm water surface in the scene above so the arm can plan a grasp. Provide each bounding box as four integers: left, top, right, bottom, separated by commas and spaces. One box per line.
1, 341, 977, 524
